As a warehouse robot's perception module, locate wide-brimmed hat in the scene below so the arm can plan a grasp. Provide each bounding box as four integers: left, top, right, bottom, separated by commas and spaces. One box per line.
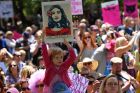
77, 57, 98, 73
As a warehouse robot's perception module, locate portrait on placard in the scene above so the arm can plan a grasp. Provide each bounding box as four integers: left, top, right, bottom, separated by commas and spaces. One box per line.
42, 1, 73, 43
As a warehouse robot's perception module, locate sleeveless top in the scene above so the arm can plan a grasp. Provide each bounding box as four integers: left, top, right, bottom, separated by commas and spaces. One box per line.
80, 48, 96, 61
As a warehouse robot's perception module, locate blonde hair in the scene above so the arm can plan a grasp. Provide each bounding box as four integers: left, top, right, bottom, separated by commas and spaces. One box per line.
99, 74, 122, 93
19, 50, 26, 56
49, 47, 64, 60
123, 17, 133, 24
20, 65, 34, 79
116, 37, 126, 48
5, 31, 13, 38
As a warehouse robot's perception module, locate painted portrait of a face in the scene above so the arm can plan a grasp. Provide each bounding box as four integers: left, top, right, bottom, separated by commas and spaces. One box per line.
51, 8, 62, 22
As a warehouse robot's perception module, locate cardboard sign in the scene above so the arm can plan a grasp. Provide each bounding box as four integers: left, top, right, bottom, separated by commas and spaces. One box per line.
69, 72, 89, 93
101, 0, 121, 26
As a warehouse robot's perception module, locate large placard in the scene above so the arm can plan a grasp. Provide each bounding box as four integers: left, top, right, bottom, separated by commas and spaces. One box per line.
123, 0, 138, 18
101, 0, 121, 26
42, 1, 73, 43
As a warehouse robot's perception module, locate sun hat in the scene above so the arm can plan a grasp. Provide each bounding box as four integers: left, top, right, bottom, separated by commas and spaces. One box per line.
52, 82, 71, 93
110, 57, 122, 64
105, 40, 116, 53
6, 87, 19, 93
77, 57, 98, 73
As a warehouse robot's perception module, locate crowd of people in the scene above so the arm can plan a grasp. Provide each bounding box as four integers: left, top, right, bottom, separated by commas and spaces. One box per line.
0, 15, 140, 93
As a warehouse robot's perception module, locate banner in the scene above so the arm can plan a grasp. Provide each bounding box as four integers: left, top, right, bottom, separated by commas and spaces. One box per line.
0, 1, 14, 18
123, 0, 138, 18
42, 1, 73, 43
69, 72, 89, 93
101, 0, 121, 26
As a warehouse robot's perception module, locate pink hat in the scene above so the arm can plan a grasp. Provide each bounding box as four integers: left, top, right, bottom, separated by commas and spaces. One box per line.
6, 87, 19, 93
105, 40, 116, 53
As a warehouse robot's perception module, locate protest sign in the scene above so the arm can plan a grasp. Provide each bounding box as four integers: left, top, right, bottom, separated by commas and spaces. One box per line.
0, 1, 14, 18
42, 1, 73, 43
123, 0, 138, 18
70, 0, 83, 15
101, 0, 121, 26
69, 72, 89, 93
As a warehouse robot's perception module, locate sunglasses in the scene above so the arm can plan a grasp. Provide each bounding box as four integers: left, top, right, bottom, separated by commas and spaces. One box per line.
10, 65, 17, 67
22, 87, 30, 91
84, 36, 91, 39
83, 62, 92, 66
35, 84, 44, 88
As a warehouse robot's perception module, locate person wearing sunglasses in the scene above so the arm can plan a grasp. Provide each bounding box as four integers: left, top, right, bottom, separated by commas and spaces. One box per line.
28, 69, 45, 93
20, 79, 31, 93
75, 31, 97, 63
5, 61, 20, 88
35, 81, 44, 93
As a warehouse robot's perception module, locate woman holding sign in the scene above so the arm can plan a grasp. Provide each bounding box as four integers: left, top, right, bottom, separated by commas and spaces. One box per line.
45, 5, 71, 36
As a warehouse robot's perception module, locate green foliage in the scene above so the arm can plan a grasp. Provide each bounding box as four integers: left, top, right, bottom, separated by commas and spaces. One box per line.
22, 0, 41, 16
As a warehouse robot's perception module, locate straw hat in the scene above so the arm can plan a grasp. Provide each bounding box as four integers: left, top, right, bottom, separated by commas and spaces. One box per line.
77, 57, 98, 73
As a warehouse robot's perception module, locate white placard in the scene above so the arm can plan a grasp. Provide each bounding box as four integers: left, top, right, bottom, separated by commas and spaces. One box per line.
42, 1, 73, 43
0, 1, 14, 18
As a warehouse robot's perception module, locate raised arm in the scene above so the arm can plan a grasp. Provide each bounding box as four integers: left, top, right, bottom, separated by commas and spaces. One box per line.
41, 30, 51, 67
74, 30, 84, 52
63, 39, 76, 69
115, 35, 136, 57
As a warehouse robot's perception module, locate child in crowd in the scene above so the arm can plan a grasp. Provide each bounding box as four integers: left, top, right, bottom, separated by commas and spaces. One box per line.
41, 32, 76, 93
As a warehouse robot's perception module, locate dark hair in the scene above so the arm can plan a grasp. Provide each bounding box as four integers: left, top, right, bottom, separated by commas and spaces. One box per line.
7, 61, 19, 74
48, 5, 70, 28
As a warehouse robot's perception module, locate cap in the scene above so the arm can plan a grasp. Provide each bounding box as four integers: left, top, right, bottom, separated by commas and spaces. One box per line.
110, 57, 122, 64
6, 87, 19, 93
23, 32, 30, 38
105, 40, 116, 53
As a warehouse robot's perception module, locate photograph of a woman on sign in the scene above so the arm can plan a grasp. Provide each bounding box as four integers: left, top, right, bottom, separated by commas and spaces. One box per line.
45, 5, 71, 36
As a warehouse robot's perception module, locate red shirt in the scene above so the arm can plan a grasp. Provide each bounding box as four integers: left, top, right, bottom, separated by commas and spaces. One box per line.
42, 43, 76, 87
45, 27, 71, 36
